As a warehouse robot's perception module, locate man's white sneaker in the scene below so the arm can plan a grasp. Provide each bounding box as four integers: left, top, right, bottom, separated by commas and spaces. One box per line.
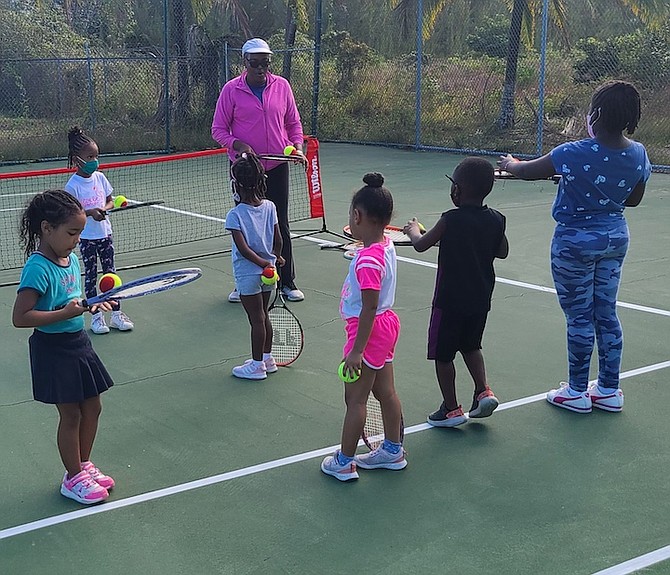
110, 310, 134, 331
228, 289, 241, 303
281, 286, 304, 302
546, 382, 592, 413
91, 312, 109, 334
232, 359, 267, 380
588, 384, 624, 412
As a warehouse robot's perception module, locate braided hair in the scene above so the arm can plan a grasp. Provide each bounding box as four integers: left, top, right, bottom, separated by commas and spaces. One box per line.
230, 153, 267, 202
590, 81, 642, 136
67, 125, 95, 168
351, 172, 394, 226
19, 190, 83, 258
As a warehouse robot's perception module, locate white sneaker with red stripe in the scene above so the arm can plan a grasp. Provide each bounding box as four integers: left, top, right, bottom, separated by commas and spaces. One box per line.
60, 470, 109, 504
546, 382, 592, 413
321, 452, 359, 481
588, 384, 624, 412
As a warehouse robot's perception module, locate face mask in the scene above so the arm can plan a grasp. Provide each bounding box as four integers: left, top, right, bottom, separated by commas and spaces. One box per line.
78, 157, 99, 175
586, 108, 600, 138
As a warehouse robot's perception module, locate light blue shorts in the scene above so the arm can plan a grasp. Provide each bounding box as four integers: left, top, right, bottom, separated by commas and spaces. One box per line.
237, 274, 274, 296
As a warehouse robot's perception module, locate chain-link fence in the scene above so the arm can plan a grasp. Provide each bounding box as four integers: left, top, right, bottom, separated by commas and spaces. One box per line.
1, 3, 668, 169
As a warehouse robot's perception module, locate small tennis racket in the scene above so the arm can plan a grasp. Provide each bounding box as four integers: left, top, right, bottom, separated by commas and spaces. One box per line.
343, 224, 412, 246
494, 169, 561, 184
268, 287, 304, 366
257, 153, 306, 164
83, 268, 202, 306
106, 200, 165, 214
362, 393, 405, 451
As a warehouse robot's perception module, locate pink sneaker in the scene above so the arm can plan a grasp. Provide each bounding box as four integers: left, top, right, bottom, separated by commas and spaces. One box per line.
588, 384, 624, 412
81, 461, 115, 490
546, 382, 592, 413
60, 470, 109, 504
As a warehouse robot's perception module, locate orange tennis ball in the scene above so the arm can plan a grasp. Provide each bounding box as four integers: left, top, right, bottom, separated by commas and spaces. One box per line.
99, 273, 122, 293
113, 195, 128, 208
261, 267, 278, 285
283, 145, 296, 156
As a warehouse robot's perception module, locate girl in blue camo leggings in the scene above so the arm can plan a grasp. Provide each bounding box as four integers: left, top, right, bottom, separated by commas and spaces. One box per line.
498, 80, 652, 414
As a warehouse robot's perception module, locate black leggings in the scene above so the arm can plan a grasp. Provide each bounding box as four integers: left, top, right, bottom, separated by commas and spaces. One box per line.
265, 162, 296, 288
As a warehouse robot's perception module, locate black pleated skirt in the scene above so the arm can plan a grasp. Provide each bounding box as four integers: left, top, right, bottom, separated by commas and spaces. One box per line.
29, 329, 114, 404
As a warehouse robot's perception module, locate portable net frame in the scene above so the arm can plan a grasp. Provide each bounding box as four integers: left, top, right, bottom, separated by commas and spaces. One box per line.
0, 137, 327, 275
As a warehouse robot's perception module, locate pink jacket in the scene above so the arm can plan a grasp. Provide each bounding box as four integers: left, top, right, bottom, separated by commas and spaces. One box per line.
211, 71, 304, 168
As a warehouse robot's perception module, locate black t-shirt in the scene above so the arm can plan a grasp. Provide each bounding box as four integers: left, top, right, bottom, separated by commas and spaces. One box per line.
433, 205, 506, 314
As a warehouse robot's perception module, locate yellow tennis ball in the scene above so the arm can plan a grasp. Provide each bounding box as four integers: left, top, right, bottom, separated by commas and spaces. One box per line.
99, 273, 122, 293
418, 222, 426, 233
113, 195, 128, 208
283, 145, 296, 156
261, 267, 278, 285
338, 361, 360, 384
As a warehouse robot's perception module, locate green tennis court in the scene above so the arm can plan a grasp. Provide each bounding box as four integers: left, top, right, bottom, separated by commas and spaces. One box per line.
1, 143, 668, 575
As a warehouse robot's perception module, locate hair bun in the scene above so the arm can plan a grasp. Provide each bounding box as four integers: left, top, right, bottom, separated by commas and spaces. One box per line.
363, 172, 384, 187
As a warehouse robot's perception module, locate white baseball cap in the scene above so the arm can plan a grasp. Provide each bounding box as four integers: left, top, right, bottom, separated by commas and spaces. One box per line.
242, 38, 273, 56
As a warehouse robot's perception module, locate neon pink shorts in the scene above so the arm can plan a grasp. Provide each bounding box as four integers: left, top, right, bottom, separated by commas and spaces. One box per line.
343, 310, 401, 370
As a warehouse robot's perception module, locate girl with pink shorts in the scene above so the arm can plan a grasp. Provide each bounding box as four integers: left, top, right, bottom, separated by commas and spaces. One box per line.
321, 173, 406, 482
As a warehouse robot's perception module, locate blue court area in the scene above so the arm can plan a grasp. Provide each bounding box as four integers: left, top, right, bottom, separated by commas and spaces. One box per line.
0, 144, 668, 574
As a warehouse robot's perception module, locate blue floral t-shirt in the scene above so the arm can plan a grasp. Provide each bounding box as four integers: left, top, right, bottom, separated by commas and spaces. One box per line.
550, 138, 651, 227
17, 252, 84, 333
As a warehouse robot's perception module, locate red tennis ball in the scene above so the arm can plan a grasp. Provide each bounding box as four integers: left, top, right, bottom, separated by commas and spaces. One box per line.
261, 267, 278, 285
99, 273, 122, 293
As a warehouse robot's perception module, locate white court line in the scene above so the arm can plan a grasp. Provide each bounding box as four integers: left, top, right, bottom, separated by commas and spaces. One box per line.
1, 360, 669, 543
590, 546, 670, 575
306, 236, 670, 318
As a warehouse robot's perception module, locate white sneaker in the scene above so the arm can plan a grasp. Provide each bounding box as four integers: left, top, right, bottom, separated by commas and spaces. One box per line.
321, 452, 359, 481
232, 359, 267, 380
110, 310, 134, 331
281, 286, 304, 302
588, 384, 624, 412
91, 312, 109, 334
228, 289, 241, 303
355, 445, 407, 470
546, 382, 592, 413
245, 356, 278, 373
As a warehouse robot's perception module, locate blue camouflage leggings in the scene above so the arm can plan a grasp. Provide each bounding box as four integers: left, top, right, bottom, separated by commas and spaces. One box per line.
79, 237, 121, 310
551, 223, 629, 392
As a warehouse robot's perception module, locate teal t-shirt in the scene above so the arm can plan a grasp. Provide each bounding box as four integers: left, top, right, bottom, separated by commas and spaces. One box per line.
17, 252, 85, 333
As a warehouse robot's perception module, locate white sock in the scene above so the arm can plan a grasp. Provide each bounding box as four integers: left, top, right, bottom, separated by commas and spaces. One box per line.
263, 353, 273, 361
251, 359, 264, 368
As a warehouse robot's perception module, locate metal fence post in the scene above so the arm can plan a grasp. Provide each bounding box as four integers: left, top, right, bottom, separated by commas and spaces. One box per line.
415, 0, 423, 150
85, 42, 97, 132
163, 0, 171, 152
536, 0, 549, 156
311, 0, 323, 137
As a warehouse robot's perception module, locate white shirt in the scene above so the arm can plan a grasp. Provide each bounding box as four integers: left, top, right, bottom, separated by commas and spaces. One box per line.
64, 172, 113, 240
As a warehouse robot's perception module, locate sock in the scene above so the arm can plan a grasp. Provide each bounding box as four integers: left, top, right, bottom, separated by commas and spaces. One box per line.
263, 353, 273, 361
335, 450, 354, 466
567, 386, 583, 397
597, 385, 615, 394
382, 439, 401, 454
251, 359, 264, 368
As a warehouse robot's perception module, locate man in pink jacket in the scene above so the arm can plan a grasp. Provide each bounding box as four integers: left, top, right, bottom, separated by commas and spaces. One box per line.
212, 37, 306, 302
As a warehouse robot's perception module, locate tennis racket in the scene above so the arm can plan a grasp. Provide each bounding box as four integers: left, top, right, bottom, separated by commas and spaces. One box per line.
257, 153, 306, 164
494, 169, 561, 184
106, 200, 165, 214
83, 268, 202, 307
362, 393, 405, 451
343, 224, 412, 246
268, 287, 304, 366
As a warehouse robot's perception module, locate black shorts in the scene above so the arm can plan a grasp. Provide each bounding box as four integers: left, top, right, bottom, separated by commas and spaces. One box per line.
29, 329, 114, 404
427, 307, 488, 363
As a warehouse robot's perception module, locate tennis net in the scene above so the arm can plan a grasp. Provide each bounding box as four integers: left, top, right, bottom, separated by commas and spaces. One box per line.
0, 136, 325, 272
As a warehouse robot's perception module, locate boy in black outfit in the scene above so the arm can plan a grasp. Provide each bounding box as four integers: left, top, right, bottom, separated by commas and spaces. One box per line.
404, 157, 509, 427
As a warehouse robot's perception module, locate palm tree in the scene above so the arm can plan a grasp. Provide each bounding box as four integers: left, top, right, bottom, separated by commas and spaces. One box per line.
497, 0, 670, 129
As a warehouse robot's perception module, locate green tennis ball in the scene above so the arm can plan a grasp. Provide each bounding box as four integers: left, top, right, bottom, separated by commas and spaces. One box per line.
261, 267, 278, 285
113, 195, 128, 208
283, 145, 296, 156
99, 273, 122, 293
338, 361, 360, 384
418, 222, 426, 233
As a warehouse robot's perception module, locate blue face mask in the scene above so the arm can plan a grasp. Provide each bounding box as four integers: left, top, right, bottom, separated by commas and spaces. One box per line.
78, 157, 99, 175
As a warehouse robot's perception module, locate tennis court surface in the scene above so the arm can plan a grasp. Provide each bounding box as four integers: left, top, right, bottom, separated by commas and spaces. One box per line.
1, 143, 668, 575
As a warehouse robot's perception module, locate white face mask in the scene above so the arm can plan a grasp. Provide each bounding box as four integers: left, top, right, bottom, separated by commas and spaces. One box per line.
586, 107, 601, 138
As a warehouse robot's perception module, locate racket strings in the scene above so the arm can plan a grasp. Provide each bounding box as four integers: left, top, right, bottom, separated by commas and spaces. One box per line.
363, 396, 385, 450
268, 307, 302, 364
